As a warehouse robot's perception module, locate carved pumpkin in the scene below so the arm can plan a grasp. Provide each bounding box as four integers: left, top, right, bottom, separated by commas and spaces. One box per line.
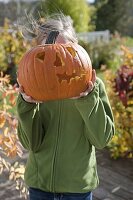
17, 43, 92, 101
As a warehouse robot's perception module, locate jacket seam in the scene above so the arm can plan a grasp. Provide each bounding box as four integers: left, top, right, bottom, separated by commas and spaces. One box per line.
50, 101, 62, 192
32, 153, 39, 187
53, 101, 63, 192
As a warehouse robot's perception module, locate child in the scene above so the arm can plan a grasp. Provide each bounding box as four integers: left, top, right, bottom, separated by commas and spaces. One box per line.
17, 14, 115, 200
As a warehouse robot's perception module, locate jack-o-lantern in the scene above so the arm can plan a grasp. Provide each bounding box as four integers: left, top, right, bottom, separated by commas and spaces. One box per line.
17, 42, 92, 101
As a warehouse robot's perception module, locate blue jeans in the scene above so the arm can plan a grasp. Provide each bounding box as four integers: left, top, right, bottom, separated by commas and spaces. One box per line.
29, 188, 93, 200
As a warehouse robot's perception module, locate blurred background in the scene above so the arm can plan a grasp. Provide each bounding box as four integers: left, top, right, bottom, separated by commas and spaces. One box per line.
0, 0, 133, 200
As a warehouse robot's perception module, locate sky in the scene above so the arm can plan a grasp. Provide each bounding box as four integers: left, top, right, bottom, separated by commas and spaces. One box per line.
87, 0, 95, 3
0, 0, 95, 3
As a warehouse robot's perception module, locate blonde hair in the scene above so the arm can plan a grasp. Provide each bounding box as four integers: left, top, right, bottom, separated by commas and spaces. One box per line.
18, 13, 78, 44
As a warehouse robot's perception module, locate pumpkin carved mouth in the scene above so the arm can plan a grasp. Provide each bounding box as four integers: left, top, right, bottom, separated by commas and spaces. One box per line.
56, 71, 85, 84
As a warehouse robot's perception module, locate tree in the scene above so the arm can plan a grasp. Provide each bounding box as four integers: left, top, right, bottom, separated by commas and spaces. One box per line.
95, 0, 133, 36
0, 3, 5, 25
0, 0, 36, 26
35, 0, 95, 32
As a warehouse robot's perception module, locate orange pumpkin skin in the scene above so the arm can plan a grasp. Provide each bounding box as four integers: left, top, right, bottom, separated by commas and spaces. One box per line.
17, 43, 92, 101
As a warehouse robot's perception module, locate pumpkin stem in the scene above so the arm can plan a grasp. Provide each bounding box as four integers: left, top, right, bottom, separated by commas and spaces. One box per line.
45, 31, 59, 44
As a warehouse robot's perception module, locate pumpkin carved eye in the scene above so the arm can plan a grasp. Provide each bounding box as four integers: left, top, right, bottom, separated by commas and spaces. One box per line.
36, 52, 45, 62
66, 47, 76, 57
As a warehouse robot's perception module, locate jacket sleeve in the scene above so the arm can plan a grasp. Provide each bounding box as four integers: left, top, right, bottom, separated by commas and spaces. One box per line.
75, 77, 115, 149
16, 94, 45, 152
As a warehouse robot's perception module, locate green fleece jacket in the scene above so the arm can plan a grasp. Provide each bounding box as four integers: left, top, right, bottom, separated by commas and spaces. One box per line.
16, 77, 115, 193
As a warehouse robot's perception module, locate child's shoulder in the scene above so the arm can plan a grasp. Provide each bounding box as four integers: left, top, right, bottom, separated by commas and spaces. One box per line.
96, 76, 105, 86
95, 76, 106, 94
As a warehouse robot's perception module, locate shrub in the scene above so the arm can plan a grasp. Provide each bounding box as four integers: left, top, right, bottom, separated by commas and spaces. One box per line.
79, 37, 121, 70
122, 36, 133, 48
104, 46, 133, 159
0, 19, 31, 84
0, 72, 27, 198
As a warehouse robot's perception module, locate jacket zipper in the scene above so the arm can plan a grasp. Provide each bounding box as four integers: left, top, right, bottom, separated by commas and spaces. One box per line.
50, 101, 62, 192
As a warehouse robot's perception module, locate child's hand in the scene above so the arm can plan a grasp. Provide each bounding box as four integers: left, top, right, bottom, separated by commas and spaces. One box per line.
17, 82, 43, 103
70, 69, 96, 99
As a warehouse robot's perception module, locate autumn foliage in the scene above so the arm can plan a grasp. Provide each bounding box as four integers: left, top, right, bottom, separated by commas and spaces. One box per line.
105, 46, 133, 159
0, 19, 31, 83
114, 46, 133, 107
0, 73, 27, 198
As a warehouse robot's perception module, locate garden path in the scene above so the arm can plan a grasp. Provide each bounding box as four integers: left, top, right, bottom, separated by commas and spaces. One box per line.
94, 149, 133, 200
